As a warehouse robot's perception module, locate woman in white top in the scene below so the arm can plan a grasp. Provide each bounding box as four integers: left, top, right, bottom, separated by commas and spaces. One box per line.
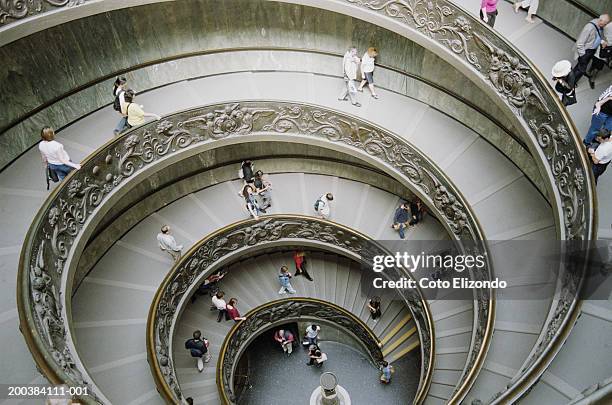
514, 0, 539, 23
38, 127, 81, 180
358, 47, 379, 99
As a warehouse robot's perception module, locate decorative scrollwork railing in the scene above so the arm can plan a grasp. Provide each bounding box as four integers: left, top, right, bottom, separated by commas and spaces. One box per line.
18, 100, 491, 405
333, 0, 596, 402
217, 297, 386, 403
146, 215, 430, 404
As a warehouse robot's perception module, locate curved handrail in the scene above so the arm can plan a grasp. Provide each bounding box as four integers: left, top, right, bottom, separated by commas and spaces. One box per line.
11, 0, 597, 403
217, 297, 388, 403
146, 215, 431, 404
17, 100, 491, 405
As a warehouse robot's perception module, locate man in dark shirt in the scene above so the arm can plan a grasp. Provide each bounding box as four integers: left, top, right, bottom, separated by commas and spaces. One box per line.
392, 203, 411, 239
185, 330, 210, 372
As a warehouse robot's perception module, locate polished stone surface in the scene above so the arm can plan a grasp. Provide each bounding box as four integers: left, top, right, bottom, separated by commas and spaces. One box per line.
239, 338, 419, 405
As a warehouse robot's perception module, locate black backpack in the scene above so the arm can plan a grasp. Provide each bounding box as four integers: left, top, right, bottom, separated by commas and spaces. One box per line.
113, 90, 124, 112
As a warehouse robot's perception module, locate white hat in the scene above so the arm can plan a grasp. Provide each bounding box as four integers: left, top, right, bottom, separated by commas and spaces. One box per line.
552, 60, 572, 78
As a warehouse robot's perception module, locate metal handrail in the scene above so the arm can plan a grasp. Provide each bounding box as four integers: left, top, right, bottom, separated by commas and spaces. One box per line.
145, 215, 432, 404
17, 100, 491, 404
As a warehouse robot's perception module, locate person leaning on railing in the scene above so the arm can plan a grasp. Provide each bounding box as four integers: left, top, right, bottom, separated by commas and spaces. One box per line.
122, 89, 161, 129
39, 127, 81, 182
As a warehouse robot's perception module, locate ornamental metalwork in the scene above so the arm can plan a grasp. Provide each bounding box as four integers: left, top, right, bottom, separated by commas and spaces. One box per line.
219, 299, 385, 402
148, 216, 432, 404
340, 1, 593, 402
0, 0, 85, 24
19, 101, 489, 405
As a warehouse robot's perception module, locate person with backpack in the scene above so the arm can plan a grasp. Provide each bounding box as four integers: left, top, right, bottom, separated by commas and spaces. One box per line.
184, 330, 211, 372
314, 192, 334, 219
123, 89, 161, 129
112, 77, 129, 135
572, 14, 611, 85
278, 266, 296, 295
239, 160, 255, 183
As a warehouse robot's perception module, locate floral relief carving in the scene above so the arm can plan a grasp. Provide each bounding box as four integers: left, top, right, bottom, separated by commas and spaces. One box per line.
0, 0, 84, 24
22, 101, 487, 403
150, 217, 433, 403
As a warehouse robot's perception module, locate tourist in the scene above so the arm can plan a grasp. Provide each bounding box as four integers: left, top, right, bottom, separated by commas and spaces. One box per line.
293, 250, 313, 281
274, 329, 295, 356
513, 0, 538, 24
307, 347, 327, 367
572, 14, 610, 85
314, 192, 334, 219
585, 23, 612, 89
239, 160, 255, 183
226, 298, 246, 322
588, 129, 612, 184
338, 46, 361, 107
480, 0, 499, 28
368, 296, 382, 320
392, 203, 411, 239
254, 170, 272, 210
551, 60, 577, 106
584, 84, 612, 147
305, 324, 321, 346
380, 361, 394, 384
39, 127, 81, 181
409, 199, 424, 226
358, 47, 379, 99
157, 225, 183, 262
190, 271, 225, 303
211, 291, 228, 322
123, 89, 161, 129
239, 184, 264, 219
278, 266, 296, 295
112, 77, 129, 135
184, 330, 210, 372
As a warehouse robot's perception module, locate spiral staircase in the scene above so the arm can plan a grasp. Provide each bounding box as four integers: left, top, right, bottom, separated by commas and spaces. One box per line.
1, 0, 611, 405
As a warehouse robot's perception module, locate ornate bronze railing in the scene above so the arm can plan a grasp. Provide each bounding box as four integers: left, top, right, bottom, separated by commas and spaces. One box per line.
217, 297, 386, 403
146, 215, 430, 404
11, 0, 597, 403
17, 100, 491, 404
331, 1, 596, 402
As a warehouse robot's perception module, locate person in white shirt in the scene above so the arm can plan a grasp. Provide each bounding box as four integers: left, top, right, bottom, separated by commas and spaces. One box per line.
337, 47, 361, 107
211, 291, 227, 322
314, 192, 334, 219
305, 324, 320, 346
157, 225, 183, 262
358, 47, 379, 99
38, 127, 81, 181
589, 130, 612, 184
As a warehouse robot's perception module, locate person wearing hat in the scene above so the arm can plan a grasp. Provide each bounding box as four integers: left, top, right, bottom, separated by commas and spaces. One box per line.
552, 60, 577, 106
